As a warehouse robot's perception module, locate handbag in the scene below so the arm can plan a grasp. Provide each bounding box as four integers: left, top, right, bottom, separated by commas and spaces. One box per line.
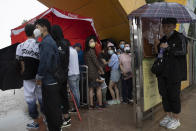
151, 57, 166, 76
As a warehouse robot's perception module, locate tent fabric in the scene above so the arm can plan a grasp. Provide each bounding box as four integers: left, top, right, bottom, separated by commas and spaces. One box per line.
11, 8, 100, 50
38, 0, 146, 43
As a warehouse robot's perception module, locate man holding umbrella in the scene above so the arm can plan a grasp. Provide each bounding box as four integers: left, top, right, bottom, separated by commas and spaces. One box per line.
155, 18, 187, 130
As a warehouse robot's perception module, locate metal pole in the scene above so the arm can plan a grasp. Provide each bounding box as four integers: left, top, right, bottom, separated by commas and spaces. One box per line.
129, 18, 144, 128
136, 18, 144, 128
129, 19, 137, 125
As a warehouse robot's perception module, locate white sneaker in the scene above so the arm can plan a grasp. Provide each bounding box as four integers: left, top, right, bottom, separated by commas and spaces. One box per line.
160, 115, 172, 127
167, 118, 181, 130
116, 100, 121, 104
108, 100, 117, 105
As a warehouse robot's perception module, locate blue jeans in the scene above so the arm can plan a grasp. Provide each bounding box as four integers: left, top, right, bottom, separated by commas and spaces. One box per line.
23, 80, 44, 119
68, 74, 80, 108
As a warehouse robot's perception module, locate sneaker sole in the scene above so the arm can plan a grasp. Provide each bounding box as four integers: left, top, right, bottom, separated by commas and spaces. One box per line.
69, 112, 77, 114
63, 119, 71, 125
167, 123, 181, 130
159, 123, 168, 127
26, 127, 39, 130
62, 124, 71, 128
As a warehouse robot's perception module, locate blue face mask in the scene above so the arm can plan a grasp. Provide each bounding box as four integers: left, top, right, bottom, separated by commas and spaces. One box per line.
108, 50, 114, 55
120, 44, 124, 49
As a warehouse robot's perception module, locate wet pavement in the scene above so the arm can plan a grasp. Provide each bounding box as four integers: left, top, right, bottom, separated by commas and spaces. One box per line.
0, 87, 196, 131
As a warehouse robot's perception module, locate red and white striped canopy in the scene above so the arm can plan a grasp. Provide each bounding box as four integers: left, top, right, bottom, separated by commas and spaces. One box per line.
11, 8, 100, 50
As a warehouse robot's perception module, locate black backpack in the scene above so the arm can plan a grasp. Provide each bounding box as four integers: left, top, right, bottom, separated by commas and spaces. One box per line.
54, 39, 70, 84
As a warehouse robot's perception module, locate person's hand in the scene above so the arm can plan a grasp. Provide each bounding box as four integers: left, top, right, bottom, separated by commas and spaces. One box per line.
160, 43, 168, 48
154, 38, 160, 46
36, 80, 42, 86
123, 72, 128, 77
99, 68, 104, 75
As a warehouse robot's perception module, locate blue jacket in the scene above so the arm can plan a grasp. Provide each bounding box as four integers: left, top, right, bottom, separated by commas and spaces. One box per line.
36, 34, 59, 85
78, 50, 84, 65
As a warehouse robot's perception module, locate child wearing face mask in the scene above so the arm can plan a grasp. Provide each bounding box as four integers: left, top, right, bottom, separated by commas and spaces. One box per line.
119, 43, 133, 104
107, 45, 121, 105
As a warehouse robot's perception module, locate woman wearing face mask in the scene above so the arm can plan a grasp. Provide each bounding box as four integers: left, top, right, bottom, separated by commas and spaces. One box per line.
107, 46, 121, 105
84, 35, 105, 109
119, 43, 133, 104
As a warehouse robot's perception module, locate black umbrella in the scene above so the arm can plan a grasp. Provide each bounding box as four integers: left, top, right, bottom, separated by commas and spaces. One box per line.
128, 2, 196, 23
0, 43, 23, 91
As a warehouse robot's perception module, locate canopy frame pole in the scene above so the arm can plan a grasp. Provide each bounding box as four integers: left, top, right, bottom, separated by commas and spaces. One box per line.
130, 17, 144, 128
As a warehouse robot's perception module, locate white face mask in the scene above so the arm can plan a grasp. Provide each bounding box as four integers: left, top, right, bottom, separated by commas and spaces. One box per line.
108, 50, 114, 55
124, 47, 131, 53
33, 29, 41, 38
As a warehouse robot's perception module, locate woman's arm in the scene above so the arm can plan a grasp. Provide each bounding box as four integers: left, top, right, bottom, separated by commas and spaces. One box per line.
89, 49, 104, 73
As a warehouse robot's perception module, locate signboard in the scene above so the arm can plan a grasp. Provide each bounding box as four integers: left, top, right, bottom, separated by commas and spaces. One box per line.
143, 58, 162, 111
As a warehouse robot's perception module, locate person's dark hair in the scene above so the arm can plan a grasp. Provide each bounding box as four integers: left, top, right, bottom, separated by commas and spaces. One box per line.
51, 25, 64, 42
162, 18, 177, 25
119, 40, 126, 43
84, 35, 97, 52
51, 25, 70, 47
63, 39, 71, 46
24, 24, 35, 37
35, 18, 51, 33
108, 46, 116, 52
102, 41, 107, 50
125, 43, 131, 46
73, 43, 82, 49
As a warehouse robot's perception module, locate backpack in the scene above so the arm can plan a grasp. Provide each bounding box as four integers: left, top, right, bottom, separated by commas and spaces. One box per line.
54, 39, 70, 84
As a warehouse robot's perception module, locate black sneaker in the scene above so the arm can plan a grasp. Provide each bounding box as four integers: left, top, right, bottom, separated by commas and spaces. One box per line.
97, 104, 106, 110
62, 117, 71, 128
26, 121, 39, 130
69, 108, 77, 113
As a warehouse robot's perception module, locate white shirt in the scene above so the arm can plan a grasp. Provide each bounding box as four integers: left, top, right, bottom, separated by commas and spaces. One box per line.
68, 47, 80, 76
100, 77, 107, 89
16, 38, 39, 60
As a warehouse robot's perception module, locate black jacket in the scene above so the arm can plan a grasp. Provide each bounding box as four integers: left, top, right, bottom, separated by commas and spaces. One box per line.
56, 39, 70, 78
158, 31, 187, 83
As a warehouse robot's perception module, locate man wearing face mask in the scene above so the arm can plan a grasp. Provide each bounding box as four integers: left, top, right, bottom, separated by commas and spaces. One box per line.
16, 24, 43, 130
119, 43, 133, 104
119, 40, 126, 52
34, 18, 63, 131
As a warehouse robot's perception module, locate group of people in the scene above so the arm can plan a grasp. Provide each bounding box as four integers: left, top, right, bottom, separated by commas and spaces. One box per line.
16, 18, 133, 131
15, 16, 186, 131
84, 37, 133, 109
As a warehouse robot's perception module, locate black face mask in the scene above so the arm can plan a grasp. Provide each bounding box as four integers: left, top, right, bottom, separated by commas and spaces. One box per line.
125, 50, 131, 53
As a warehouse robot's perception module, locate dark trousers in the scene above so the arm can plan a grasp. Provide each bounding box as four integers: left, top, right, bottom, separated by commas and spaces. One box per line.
122, 77, 133, 102
158, 77, 181, 114
42, 84, 62, 131
59, 81, 69, 114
